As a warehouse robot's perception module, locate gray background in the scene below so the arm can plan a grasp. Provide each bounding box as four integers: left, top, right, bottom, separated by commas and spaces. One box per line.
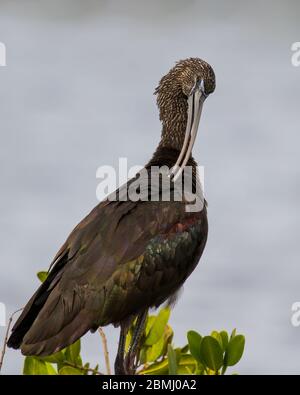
0, 0, 299, 374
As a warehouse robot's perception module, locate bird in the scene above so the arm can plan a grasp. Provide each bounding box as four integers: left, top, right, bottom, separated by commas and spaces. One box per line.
8, 58, 216, 374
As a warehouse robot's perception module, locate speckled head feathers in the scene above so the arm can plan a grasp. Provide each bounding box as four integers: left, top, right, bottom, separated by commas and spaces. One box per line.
155, 58, 216, 151
155, 58, 215, 99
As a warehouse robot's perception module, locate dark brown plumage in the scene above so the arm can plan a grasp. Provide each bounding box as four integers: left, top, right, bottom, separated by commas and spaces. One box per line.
8, 58, 215, 374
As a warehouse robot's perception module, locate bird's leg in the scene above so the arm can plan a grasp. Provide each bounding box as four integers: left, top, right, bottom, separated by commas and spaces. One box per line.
124, 309, 148, 375
114, 323, 127, 375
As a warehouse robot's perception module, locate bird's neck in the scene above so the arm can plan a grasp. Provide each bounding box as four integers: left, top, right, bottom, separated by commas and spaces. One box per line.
147, 146, 197, 169
158, 125, 186, 152
146, 146, 199, 196
157, 95, 188, 152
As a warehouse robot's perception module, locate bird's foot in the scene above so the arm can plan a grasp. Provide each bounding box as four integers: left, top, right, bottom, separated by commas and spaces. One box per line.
124, 352, 136, 375
114, 355, 126, 375
114, 353, 136, 375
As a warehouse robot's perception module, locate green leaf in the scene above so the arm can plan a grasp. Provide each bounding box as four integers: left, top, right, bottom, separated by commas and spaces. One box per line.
37, 271, 48, 283
220, 331, 229, 352
59, 366, 83, 375
178, 354, 198, 374
187, 330, 203, 363
138, 347, 147, 365
145, 308, 171, 346
140, 358, 169, 375
23, 357, 40, 375
23, 356, 56, 375
196, 362, 206, 375
230, 328, 237, 340
144, 316, 156, 337
177, 365, 192, 374
211, 331, 223, 350
65, 340, 81, 365
45, 362, 57, 375
76, 355, 83, 366
224, 335, 245, 366
92, 364, 99, 375
199, 336, 224, 372
125, 327, 133, 353
145, 336, 165, 362
161, 324, 174, 358
83, 363, 90, 375
40, 351, 65, 364
167, 344, 177, 375
140, 323, 173, 364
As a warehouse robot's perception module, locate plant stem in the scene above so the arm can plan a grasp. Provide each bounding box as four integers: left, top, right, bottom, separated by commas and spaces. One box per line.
221, 365, 227, 375
98, 327, 111, 375
0, 308, 24, 372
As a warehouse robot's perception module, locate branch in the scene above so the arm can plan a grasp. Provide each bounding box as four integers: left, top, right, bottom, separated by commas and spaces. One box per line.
98, 327, 111, 375
0, 307, 23, 372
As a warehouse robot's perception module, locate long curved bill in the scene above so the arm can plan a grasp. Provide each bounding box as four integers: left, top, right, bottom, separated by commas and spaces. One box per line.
171, 83, 206, 182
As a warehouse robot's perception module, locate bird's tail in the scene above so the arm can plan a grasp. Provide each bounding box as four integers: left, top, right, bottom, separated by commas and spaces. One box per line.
8, 292, 91, 356
8, 280, 54, 350
8, 274, 92, 356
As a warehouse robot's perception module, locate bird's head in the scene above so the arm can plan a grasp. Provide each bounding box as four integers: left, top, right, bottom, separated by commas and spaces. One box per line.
155, 58, 215, 179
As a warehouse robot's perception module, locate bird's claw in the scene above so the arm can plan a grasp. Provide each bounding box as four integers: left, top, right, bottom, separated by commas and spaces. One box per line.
124, 352, 136, 375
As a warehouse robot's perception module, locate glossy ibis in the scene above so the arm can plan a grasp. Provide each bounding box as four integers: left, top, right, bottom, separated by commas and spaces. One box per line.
8, 58, 215, 374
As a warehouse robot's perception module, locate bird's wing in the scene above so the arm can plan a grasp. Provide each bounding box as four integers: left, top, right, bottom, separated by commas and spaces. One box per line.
9, 195, 207, 356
